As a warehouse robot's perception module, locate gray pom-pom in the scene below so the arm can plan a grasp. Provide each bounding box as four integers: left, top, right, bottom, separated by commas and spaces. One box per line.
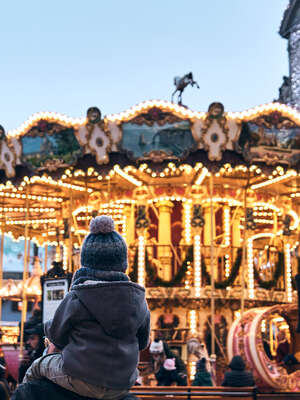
90, 215, 115, 234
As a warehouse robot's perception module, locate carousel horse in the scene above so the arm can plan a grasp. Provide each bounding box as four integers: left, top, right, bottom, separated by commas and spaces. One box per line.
171, 72, 200, 105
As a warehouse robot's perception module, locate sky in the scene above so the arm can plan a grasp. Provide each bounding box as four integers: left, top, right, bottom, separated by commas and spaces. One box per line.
0, 0, 289, 131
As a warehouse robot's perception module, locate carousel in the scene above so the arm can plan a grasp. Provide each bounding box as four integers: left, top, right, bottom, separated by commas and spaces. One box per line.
0, 97, 299, 388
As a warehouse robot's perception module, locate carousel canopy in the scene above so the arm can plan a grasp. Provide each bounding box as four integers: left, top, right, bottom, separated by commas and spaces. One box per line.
0, 100, 298, 246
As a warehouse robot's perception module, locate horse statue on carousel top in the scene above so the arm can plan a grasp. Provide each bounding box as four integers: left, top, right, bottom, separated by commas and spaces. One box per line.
171, 72, 200, 106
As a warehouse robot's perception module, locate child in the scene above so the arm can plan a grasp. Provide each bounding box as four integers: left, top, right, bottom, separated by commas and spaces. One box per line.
155, 358, 182, 386
24, 215, 150, 400
192, 358, 213, 386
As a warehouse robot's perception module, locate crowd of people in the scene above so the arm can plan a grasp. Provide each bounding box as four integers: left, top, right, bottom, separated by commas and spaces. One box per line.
145, 336, 254, 388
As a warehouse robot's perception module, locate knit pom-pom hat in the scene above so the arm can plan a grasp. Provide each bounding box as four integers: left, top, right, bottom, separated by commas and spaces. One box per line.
80, 215, 128, 272
163, 358, 176, 371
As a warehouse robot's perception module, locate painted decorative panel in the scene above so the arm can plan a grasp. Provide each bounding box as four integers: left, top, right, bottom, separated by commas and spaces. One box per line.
21, 126, 82, 171
121, 120, 195, 161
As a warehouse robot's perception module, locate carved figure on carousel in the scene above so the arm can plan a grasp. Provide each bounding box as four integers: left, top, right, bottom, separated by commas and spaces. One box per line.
136, 205, 150, 231
191, 205, 205, 229
0, 124, 19, 178
157, 307, 180, 341
191, 102, 241, 161
77, 107, 112, 164
171, 72, 200, 106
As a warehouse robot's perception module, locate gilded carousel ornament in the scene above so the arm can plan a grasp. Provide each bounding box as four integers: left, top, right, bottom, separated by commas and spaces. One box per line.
191, 102, 241, 161
78, 107, 113, 164
0, 124, 17, 178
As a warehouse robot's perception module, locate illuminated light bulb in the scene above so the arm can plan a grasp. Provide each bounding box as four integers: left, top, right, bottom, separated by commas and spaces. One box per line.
285, 243, 293, 303
184, 203, 192, 245
189, 310, 197, 335
247, 239, 255, 299
194, 235, 201, 297
137, 236, 145, 287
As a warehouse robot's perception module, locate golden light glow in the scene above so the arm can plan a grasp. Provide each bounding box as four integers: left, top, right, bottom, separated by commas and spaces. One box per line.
122, 217, 126, 241
8, 101, 300, 139
185, 261, 192, 289
195, 167, 208, 185
234, 310, 241, 320
285, 243, 292, 303
7, 112, 85, 138
29, 175, 91, 192
63, 244, 68, 270
0, 207, 55, 213
188, 310, 197, 335
138, 235, 145, 287
149, 197, 192, 204
114, 165, 142, 187
184, 202, 192, 245
250, 171, 297, 190
223, 207, 230, 247
0, 190, 63, 202
251, 233, 274, 240
247, 238, 255, 299
107, 100, 204, 123
194, 235, 201, 297
225, 254, 230, 278
288, 210, 299, 231
6, 218, 57, 225
227, 102, 300, 124
189, 361, 197, 382
202, 197, 241, 207
253, 202, 280, 213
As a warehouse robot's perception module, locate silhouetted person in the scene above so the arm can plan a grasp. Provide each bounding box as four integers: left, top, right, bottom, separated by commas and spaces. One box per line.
222, 356, 255, 387
192, 358, 213, 386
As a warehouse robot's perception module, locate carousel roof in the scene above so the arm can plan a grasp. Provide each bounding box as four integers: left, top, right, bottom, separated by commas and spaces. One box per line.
0, 100, 298, 245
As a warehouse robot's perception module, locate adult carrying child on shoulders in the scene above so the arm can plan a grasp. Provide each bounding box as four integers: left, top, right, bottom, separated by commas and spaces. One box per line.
23, 215, 151, 400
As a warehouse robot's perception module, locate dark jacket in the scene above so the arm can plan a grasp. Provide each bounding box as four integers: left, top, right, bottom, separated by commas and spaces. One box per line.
44, 280, 150, 389
155, 366, 181, 386
222, 356, 254, 387
192, 370, 213, 386
12, 379, 89, 400
222, 370, 254, 387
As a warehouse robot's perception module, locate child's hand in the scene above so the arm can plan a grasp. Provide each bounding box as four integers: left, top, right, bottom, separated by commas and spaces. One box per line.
44, 337, 61, 354
47, 342, 61, 354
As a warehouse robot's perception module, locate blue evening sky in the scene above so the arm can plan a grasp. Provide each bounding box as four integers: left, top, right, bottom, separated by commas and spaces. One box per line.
0, 0, 288, 131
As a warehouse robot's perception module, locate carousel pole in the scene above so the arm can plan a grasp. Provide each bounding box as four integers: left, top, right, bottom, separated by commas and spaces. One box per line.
44, 243, 48, 273
20, 184, 30, 359
44, 222, 48, 273
85, 175, 89, 231
241, 181, 249, 318
209, 173, 216, 374
0, 229, 4, 321
68, 184, 73, 273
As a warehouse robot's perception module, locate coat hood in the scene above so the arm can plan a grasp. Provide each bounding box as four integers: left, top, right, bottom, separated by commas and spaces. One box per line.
72, 281, 147, 339
228, 355, 246, 371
